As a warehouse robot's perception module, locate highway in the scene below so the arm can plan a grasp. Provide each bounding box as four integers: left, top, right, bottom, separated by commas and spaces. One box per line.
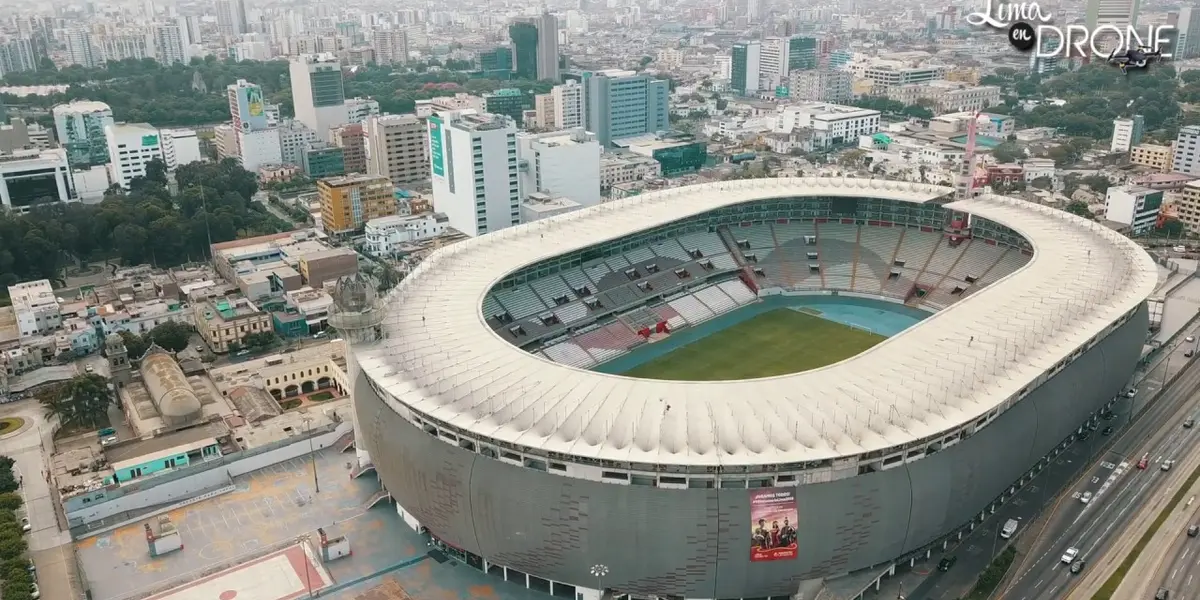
1001, 349, 1200, 600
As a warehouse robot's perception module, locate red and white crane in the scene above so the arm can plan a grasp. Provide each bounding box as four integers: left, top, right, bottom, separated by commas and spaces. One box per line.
957, 110, 982, 199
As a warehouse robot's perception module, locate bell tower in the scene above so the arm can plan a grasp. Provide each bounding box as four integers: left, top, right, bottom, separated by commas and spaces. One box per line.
104, 333, 132, 387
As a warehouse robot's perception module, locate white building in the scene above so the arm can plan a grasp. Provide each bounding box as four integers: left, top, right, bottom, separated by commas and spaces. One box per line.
1173, 126, 1200, 176
372, 29, 408, 66
278, 119, 318, 166
521, 193, 583, 223
774, 103, 881, 149
759, 37, 787, 89
1023, 158, 1056, 183
346, 97, 380, 124
552, 81, 585, 130
8, 280, 61, 339
290, 54, 349, 141
0, 149, 74, 212
516, 129, 602, 208
104, 123, 163, 189
1111, 116, 1145, 153
1104, 185, 1163, 234
154, 20, 191, 65
788, 70, 852, 103
861, 62, 946, 92
160, 129, 202, 169
888, 82, 1001, 113
429, 110, 520, 237
600, 152, 661, 192
65, 28, 97, 68
363, 213, 449, 257
238, 129, 283, 172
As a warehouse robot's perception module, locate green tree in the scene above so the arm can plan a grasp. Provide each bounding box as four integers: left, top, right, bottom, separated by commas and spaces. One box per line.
991, 142, 1023, 164
241, 331, 277, 350
1031, 176, 1053, 190
40, 374, 114, 431
1159, 217, 1185, 237
0, 538, 26, 560
0, 494, 22, 512
117, 330, 148, 361
1081, 174, 1111, 194
1065, 200, 1093, 219
146, 321, 192, 352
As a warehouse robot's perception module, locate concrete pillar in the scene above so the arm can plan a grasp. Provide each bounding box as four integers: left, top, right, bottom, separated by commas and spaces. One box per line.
874, 578, 881, 591
888, 564, 896, 576
910, 557, 916, 567
550, 581, 555, 595
0, 178, 9, 209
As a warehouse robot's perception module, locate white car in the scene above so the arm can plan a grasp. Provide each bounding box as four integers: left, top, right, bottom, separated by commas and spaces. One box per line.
20, 517, 30, 533
31, 582, 38, 599
1188, 336, 1196, 343
1126, 388, 1139, 398
1163, 460, 1176, 472
1080, 491, 1093, 504
1062, 547, 1080, 564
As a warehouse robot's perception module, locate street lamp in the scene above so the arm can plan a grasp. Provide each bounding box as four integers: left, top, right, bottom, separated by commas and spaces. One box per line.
590, 564, 609, 598
302, 416, 320, 494
300, 533, 314, 598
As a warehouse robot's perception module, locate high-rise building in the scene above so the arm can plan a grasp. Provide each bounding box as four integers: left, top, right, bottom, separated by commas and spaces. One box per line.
154, 20, 191, 65
371, 29, 408, 66
479, 47, 513, 75
1103, 185, 1162, 234
318, 174, 396, 234
53, 101, 114, 167
533, 93, 556, 129
227, 79, 270, 133
759, 38, 786, 90
365, 114, 428, 185
0, 38, 38, 77
1173, 126, 1200, 176
104, 123, 163, 189
1111, 115, 1145, 153
428, 110, 520, 237
482, 88, 528, 125
509, 20, 539, 80
216, 0, 248, 38
552, 80, 584, 129
509, 13, 559, 81
1172, 7, 1200, 59
731, 41, 761, 95
516, 128, 601, 207
279, 119, 317, 166
346, 97, 380, 124
332, 123, 366, 174
1086, 0, 1140, 29
290, 54, 349, 142
786, 36, 819, 72
584, 69, 670, 147
788, 70, 852, 103
65, 28, 97, 68
159, 129, 202, 169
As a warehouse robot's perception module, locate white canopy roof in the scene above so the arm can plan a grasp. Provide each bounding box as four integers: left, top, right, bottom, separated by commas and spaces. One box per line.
356, 178, 1158, 467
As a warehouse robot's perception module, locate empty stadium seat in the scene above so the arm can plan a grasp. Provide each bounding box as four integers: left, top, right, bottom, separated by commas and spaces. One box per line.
677, 232, 730, 257
542, 341, 598, 368
493, 286, 548, 320
668, 294, 716, 325
625, 247, 656, 264
893, 229, 940, 268
573, 327, 627, 362
694, 285, 738, 315
531, 275, 576, 306
951, 242, 1006, 282
651, 240, 692, 261
554, 302, 590, 324
717, 280, 758, 304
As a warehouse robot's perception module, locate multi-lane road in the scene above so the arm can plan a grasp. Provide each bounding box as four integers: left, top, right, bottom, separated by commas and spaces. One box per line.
1002, 354, 1200, 600
1153, 500, 1200, 600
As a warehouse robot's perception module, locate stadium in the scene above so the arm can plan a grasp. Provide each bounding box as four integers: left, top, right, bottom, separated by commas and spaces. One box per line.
348, 178, 1158, 600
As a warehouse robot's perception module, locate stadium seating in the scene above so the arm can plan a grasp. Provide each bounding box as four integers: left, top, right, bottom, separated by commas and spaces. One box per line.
605, 255, 632, 272
561, 268, 596, 295
977, 249, 1032, 286
881, 268, 921, 298
494, 286, 549, 320
554, 302, 590, 325
604, 322, 642, 348
668, 294, 716, 325
950, 242, 1007, 282
773, 221, 815, 244
651, 240, 692, 261
604, 285, 641, 308
625, 247, 656, 264
678, 232, 731, 257
694, 285, 738, 315
732, 224, 779, 260
531, 275, 576, 306
855, 227, 903, 293
894, 229, 941, 269
654, 303, 689, 330
584, 260, 612, 286
483, 294, 506, 318
921, 239, 970, 279
718, 280, 758, 304
542, 341, 597, 368
573, 327, 627, 362
818, 223, 858, 290
710, 254, 739, 270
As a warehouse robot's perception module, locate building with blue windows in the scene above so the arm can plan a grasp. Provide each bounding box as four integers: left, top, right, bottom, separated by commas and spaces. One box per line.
583, 69, 670, 147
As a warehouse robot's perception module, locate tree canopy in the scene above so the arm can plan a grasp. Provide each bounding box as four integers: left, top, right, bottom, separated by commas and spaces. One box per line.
1013, 64, 1185, 139
0, 158, 289, 291
848, 96, 934, 120
1, 57, 556, 128
41, 374, 114, 431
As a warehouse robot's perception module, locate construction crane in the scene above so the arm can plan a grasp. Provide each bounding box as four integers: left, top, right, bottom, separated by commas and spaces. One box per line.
956, 110, 983, 199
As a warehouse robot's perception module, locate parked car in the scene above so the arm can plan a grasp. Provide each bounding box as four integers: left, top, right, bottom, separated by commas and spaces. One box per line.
1126, 388, 1139, 398
938, 556, 957, 572
1187, 336, 1196, 343
1103, 426, 1116, 436
20, 517, 30, 533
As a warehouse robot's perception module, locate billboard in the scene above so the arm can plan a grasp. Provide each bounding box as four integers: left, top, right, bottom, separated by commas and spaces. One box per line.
750, 489, 798, 562
429, 116, 445, 178
235, 85, 269, 132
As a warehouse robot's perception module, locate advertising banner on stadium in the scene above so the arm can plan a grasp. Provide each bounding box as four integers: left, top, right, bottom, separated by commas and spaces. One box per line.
749, 489, 798, 562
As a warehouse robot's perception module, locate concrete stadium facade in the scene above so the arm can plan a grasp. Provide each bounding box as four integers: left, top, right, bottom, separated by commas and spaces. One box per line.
349, 180, 1156, 600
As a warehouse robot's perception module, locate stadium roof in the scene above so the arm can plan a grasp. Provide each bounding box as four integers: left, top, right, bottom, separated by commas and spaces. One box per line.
356, 178, 1159, 467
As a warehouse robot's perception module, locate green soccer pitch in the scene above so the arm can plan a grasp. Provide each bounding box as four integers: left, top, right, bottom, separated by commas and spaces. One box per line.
621, 308, 886, 381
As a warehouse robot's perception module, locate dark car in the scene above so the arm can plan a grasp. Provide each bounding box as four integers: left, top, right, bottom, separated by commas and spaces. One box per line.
1186, 419, 1196, 429
1156, 588, 1170, 600
1103, 426, 1115, 436
1070, 559, 1085, 574
1102, 411, 1117, 421
1079, 430, 1092, 441
938, 556, 957, 572
1189, 525, 1199, 537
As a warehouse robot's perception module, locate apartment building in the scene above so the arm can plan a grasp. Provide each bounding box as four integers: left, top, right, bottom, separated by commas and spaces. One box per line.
318, 173, 396, 234
1177, 180, 1200, 231
8, 280, 62, 339
193, 297, 272, 353
365, 114, 428, 185
1131, 143, 1174, 172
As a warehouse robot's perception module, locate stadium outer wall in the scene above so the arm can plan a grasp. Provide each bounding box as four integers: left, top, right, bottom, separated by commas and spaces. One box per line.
354, 302, 1149, 599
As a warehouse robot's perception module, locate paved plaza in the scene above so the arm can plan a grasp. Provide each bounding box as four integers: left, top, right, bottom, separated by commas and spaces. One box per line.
144, 543, 331, 600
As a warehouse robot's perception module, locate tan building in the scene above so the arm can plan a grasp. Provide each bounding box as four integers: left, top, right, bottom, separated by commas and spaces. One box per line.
193, 296, 273, 353
365, 114, 428, 185
332, 123, 367, 174
1178, 180, 1200, 232
318, 173, 396, 234
1130, 143, 1174, 172
533, 93, 556, 130
298, 247, 359, 288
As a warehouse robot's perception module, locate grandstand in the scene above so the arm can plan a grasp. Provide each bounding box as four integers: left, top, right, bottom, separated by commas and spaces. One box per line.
354, 179, 1158, 600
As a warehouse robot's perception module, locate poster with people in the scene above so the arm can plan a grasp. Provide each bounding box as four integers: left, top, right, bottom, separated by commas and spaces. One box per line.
749, 489, 799, 562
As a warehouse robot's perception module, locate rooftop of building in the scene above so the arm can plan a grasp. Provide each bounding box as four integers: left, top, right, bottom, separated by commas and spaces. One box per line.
519, 128, 595, 146
522, 193, 580, 212
6, 280, 56, 311
107, 122, 158, 134
318, 173, 392, 188
445, 110, 513, 131
51, 100, 112, 114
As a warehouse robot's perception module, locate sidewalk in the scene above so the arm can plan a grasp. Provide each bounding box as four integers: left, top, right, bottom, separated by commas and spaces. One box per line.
1067, 448, 1200, 599
33, 543, 85, 600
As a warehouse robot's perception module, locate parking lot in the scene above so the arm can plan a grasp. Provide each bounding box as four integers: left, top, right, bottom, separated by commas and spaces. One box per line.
76, 448, 382, 599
